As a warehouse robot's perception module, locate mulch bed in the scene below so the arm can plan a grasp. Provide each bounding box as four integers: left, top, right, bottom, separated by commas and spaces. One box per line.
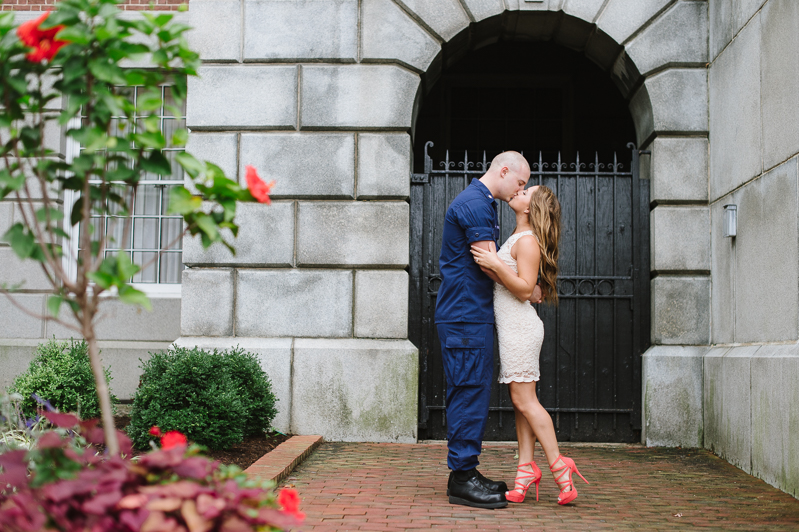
112, 416, 291, 470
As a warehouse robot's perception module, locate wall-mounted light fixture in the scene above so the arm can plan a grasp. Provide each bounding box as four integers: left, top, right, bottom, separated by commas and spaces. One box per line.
723, 204, 737, 238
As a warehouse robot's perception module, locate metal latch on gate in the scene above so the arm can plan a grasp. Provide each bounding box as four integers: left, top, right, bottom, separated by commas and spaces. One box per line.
411, 173, 429, 184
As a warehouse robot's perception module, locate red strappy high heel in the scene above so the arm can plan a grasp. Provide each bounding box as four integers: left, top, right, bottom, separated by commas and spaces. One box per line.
505, 461, 542, 503
549, 455, 589, 505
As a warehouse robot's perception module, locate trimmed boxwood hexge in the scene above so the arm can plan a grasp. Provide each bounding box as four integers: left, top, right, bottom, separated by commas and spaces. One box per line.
128, 345, 278, 450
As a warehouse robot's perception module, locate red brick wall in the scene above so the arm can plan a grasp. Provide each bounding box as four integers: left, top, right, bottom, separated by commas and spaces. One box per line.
2, 0, 187, 11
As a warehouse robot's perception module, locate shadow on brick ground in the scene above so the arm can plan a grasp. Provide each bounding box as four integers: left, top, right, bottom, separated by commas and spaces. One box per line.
287, 442, 799, 531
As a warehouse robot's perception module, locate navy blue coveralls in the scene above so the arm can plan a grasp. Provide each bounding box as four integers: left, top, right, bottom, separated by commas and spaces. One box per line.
435, 178, 500, 472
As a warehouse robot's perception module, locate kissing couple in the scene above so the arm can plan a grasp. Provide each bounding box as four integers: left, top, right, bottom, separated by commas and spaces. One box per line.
435, 151, 589, 509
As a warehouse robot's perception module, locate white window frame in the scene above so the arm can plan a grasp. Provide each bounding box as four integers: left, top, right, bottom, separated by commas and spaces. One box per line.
62, 87, 185, 299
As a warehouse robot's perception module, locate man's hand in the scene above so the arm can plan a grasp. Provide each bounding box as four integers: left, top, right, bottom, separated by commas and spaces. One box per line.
529, 283, 544, 304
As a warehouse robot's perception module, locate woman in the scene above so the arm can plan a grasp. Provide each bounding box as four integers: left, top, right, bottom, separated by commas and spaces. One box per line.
471, 185, 588, 505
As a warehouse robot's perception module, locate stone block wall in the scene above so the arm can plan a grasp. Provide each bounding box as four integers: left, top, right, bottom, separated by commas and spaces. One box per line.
701, 0, 799, 498
704, 344, 799, 499
180, 0, 422, 442
621, 1, 712, 350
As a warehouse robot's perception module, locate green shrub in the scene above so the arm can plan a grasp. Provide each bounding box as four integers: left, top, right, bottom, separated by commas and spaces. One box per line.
128, 345, 278, 450
8, 339, 117, 419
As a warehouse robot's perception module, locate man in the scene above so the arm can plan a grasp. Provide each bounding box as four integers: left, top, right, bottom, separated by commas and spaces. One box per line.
435, 151, 541, 509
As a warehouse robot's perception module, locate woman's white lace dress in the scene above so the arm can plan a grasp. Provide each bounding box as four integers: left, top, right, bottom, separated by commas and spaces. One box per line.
494, 231, 544, 383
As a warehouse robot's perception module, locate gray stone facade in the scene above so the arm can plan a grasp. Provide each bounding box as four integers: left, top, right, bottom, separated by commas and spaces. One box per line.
2, 0, 799, 498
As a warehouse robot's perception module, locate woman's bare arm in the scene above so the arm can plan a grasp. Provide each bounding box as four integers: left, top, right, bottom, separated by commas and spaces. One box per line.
471, 236, 540, 302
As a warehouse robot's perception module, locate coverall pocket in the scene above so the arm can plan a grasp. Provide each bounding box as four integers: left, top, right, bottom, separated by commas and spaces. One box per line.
443, 335, 487, 387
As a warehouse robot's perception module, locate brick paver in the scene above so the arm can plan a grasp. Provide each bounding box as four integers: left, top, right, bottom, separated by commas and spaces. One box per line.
245, 435, 323, 484
286, 442, 799, 531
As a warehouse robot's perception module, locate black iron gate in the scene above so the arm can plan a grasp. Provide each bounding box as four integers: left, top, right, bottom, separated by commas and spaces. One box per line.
409, 142, 650, 442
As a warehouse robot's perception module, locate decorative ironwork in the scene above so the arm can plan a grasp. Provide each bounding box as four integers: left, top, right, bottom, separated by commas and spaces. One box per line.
409, 143, 650, 443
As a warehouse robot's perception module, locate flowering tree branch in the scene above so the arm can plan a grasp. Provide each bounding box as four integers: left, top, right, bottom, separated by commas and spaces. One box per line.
0, 0, 274, 456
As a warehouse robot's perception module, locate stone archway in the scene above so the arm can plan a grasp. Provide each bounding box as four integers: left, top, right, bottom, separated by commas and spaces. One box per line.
377, 2, 710, 445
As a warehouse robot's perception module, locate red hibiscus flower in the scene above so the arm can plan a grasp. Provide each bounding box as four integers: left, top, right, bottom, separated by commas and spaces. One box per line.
148, 426, 162, 437
245, 165, 275, 204
17, 12, 69, 63
277, 488, 305, 519
160, 430, 187, 449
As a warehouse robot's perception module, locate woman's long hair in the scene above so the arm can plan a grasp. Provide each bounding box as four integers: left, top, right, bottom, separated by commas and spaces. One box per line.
528, 186, 561, 304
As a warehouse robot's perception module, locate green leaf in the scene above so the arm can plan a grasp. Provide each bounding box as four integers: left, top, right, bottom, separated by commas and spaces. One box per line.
67, 127, 107, 153
52, 228, 71, 240
20, 126, 42, 151
7, 76, 28, 96
61, 177, 84, 191
133, 131, 165, 149
195, 213, 220, 242
89, 59, 126, 85
176, 152, 203, 179
2, 223, 36, 260
70, 153, 94, 175
140, 150, 172, 175
116, 252, 140, 281
0, 168, 25, 195
136, 90, 162, 111
151, 49, 168, 65
127, 18, 153, 36
47, 295, 63, 318
107, 166, 136, 182
154, 13, 173, 27
87, 271, 114, 289
44, 9, 80, 27
124, 70, 147, 86
167, 186, 201, 215
97, 1, 120, 19
56, 25, 91, 46
171, 128, 188, 147
118, 285, 151, 310
70, 197, 84, 226
35, 207, 65, 223
143, 115, 160, 133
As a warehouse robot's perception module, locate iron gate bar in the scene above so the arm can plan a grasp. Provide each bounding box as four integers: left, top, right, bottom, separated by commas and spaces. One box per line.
410, 142, 648, 442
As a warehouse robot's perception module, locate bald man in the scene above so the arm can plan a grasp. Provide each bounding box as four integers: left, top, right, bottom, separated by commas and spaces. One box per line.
435, 151, 539, 509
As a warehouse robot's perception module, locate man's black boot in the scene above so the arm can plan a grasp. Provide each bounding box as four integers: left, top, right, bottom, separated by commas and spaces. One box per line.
476, 470, 508, 493
447, 470, 508, 495
448, 469, 507, 509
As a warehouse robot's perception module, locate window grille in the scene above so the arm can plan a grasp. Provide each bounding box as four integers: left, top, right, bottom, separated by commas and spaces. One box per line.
68, 85, 185, 287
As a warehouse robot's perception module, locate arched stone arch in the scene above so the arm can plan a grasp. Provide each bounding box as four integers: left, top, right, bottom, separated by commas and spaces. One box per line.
361, 1, 708, 150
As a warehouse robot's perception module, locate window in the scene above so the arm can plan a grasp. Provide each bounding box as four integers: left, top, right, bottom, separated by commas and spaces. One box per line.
64, 85, 186, 295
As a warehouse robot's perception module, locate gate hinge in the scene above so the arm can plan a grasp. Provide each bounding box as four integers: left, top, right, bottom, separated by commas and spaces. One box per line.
411, 173, 429, 184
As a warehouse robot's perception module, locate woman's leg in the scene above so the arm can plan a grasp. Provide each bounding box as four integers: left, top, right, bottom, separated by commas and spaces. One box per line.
514, 407, 536, 464
505, 403, 541, 500
508, 381, 570, 491
508, 404, 538, 494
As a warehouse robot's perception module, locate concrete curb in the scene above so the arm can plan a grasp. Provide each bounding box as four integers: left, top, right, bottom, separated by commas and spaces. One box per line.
244, 435, 323, 484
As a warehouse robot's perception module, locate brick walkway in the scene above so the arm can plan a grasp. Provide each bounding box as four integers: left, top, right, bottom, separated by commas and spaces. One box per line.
286, 442, 799, 531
